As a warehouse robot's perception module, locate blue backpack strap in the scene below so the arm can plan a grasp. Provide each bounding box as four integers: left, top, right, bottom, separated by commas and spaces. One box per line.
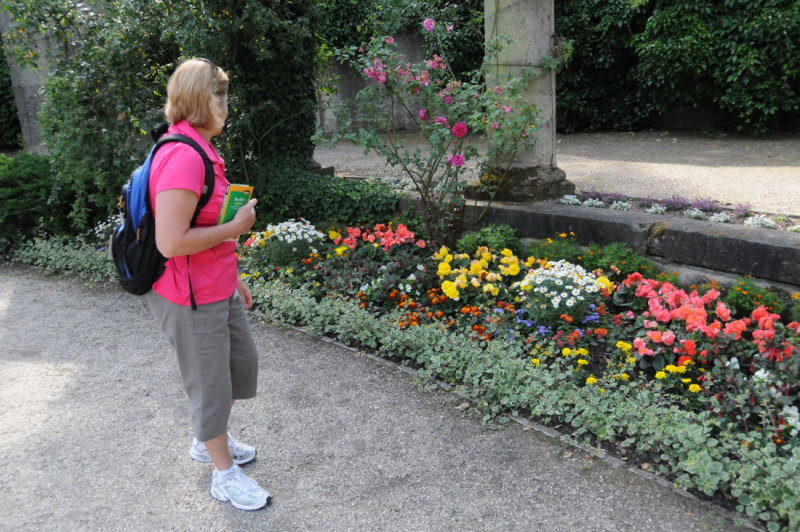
150, 133, 215, 224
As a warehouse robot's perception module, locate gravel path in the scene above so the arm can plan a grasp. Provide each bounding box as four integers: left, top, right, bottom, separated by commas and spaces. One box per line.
0, 265, 759, 531
313, 130, 800, 216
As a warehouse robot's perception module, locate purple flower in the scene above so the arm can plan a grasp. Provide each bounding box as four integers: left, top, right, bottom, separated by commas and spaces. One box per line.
423, 18, 435, 32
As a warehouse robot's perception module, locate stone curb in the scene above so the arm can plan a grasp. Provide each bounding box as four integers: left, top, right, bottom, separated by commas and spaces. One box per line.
454, 200, 800, 287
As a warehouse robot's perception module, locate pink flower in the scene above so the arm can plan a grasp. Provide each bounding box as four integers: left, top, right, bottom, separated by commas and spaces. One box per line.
446, 24, 454, 32
442, 95, 454, 104
494, 86, 503, 95
715, 301, 731, 321
423, 18, 435, 32
502, 105, 512, 113
662, 330, 676, 346
384, 36, 395, 44
435, 116, 448, 126
451, 122, 467, 138
416, 240, 426, 249
447, 154, 465, 167
419, 108, 428, 121
490, 121, 499, 130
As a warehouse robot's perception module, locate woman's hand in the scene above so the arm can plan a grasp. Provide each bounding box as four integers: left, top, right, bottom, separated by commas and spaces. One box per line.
231, 198, 258, 236
237, 276, 253, 310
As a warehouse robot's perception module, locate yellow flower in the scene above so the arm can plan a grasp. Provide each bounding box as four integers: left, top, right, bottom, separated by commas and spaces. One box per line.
482, 283, 499, 296
443, 254, 453, 264
454, 274, 468, 289
328, 229, 341, 240
577, 359, 589, 366
596, 276, 613, 291
335, 245, 349, 257
562, 347, 572, 356
501, 248, 513, 257
559, 233, 567, 238
675, 365, 687, 374
470, 277, 481, 287
507, 262, 520, 276
626, 357, 636, 365
481, 252, 493, 262
531, 358, 540, 367
437, 262, 452, 278
664, 364, 678, 373
689, 384, 702, 393
576, 348, 589, 357
469, 261, 483, 275
655, 371, 667, 380
441, 280, 459, 299
682, 378, 691, 384
434, 246, 449, 260
616, 341, 633, 353
524, 256, 536, 267
586, 375, 597, 385
618, 373, 630, 381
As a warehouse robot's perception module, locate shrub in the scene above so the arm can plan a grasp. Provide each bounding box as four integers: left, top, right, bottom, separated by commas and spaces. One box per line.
0, 153, 62, 252
525, 233, 583, 264
724, 277, 784, 317
259, 169, 400, 228
456, 223, 521, 255
581, 242, 658, 279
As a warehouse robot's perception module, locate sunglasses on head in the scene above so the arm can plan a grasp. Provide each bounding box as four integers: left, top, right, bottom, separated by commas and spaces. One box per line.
195, 57, 218, 80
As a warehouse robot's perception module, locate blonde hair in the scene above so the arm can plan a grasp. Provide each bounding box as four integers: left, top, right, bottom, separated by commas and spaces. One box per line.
164, 58, 229, 131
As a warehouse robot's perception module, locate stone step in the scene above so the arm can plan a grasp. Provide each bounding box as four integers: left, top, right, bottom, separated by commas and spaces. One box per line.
402, 198, 800, 290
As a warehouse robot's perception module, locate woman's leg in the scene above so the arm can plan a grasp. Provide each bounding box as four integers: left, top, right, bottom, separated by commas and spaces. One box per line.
204, 432, 233, 471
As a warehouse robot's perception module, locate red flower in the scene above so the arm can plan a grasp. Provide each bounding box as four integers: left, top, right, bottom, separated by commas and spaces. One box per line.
450, 122, 468, 138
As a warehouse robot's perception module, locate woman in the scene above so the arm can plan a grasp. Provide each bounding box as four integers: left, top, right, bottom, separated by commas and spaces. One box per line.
147, 58, 270, 511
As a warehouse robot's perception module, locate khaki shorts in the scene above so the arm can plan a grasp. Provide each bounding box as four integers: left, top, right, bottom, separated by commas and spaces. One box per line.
148, 289, 259, 442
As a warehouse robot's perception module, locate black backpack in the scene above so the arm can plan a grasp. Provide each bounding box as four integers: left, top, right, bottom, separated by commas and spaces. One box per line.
111, 123, 214, 308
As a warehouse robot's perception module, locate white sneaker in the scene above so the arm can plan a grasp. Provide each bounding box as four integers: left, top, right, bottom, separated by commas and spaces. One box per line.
190, 433, 257, 465
211, 465, 271, 510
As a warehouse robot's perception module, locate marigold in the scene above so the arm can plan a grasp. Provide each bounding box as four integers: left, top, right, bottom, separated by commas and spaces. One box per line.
655, 371, 667, 380
688, 384, 702, 393
586, 375, 597, 385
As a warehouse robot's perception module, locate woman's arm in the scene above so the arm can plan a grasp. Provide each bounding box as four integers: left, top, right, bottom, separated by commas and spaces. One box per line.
154, 189, 257, 258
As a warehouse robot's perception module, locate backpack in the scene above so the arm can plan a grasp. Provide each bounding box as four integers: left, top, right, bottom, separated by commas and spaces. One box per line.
111, 123, 215, 304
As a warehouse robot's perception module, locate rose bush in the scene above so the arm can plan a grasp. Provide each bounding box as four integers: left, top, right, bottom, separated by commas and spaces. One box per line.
317, 17, 540, 243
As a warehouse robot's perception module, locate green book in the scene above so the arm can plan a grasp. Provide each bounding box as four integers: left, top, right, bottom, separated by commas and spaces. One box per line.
218, 183, 254, 225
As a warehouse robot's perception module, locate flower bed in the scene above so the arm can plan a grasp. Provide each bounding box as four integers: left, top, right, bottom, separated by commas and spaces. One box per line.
558, 191, 800, 232
237, 219, 800, 531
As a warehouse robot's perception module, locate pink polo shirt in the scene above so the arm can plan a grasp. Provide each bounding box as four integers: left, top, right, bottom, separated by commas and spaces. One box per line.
148, 120, 238, 306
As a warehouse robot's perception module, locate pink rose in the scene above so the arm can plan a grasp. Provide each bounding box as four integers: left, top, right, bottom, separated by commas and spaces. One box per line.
447, 154, 465, 167
502, 105, 512, 113
435, 116, 448, 126
451, 122, 467, 138
443, 95, 453, 104
490, 121, 499, 130
384, 36, 394, 44
419, 108, 428, 121
423, 18, 435, 32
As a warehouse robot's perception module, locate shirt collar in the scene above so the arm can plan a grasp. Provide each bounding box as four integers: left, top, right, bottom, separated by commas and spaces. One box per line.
169, 120, 224, 165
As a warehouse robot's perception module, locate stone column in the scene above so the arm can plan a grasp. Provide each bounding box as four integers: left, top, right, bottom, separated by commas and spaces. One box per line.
467, 0, 573, 202
0, 12, 50, 155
